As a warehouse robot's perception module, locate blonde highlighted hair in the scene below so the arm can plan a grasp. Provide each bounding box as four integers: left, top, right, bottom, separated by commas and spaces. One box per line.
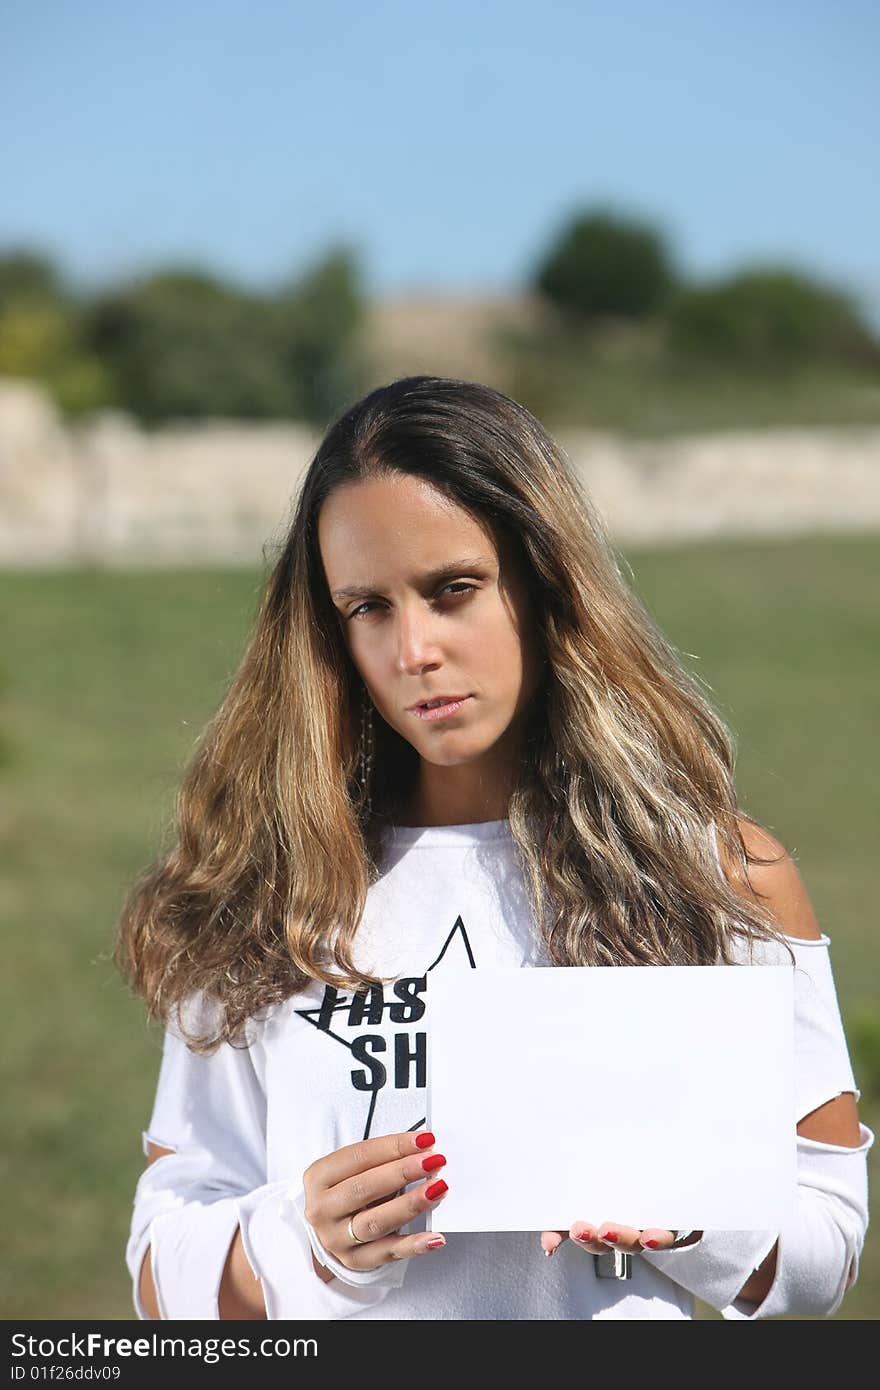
113, 375, 792, 1051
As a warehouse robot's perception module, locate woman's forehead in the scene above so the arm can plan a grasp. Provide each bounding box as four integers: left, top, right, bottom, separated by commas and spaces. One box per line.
318, 475, 499, 575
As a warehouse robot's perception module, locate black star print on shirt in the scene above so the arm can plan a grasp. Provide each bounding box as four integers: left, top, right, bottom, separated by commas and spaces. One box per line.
294, 915, 477, 1140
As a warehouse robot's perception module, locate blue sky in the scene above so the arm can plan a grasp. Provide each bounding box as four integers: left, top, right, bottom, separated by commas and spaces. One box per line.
2, 0, 878, 323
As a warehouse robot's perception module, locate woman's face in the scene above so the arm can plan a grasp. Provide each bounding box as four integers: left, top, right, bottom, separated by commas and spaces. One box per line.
318, 472, 545, 817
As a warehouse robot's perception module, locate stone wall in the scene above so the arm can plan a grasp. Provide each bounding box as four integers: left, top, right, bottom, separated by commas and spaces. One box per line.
1, 379, 878, 567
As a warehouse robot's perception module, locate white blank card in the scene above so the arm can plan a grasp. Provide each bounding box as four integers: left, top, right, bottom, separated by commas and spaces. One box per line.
425, 965, 796, 1232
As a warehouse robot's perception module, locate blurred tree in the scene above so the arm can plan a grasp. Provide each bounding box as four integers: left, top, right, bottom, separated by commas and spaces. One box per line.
81, 248, 366, 426
0, 299, 70, 377
0, 250, 114, 414
272, 246, 368, 426
82, 268, 292, 424
0, 251, 67, 309
532, 209, 678, 322
665, 266, 880, 372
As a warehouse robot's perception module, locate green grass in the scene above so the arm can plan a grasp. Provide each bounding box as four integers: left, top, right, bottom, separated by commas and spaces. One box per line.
1, 537, 877, 1318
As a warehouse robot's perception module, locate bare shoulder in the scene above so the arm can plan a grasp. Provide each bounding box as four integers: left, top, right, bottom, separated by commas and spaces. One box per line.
145, 1141, 175, 1167
715, 815, 823, 942
717, 817, 862, 1148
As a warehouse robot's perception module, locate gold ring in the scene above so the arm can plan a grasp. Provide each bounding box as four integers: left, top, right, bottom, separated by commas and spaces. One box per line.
347, 1215, 368, 1244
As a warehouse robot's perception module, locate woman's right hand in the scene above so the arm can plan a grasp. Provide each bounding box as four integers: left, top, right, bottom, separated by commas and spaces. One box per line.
301, 1130, 449, 1272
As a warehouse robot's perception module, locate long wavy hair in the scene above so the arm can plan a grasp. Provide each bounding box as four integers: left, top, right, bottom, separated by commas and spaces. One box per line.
113, 374, 794, 1051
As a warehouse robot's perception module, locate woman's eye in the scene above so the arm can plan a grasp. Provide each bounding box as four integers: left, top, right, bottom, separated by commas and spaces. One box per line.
347, 583, 476, 621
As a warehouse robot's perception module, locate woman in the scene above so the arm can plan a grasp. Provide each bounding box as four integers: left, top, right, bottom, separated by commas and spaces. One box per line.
118, 375, 872, 1320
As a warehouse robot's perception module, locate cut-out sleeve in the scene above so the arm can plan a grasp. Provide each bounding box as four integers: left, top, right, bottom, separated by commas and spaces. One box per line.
638, 824, 873, 1317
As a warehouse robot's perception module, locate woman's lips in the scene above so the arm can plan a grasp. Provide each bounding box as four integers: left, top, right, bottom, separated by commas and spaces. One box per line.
409, 696, 472, 721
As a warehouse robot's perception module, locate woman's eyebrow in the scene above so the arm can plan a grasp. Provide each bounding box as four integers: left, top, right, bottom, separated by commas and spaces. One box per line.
331, 556, 496, 601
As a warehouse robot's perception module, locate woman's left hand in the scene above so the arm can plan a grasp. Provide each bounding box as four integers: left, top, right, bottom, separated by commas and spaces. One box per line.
540, 1222, 681, 1257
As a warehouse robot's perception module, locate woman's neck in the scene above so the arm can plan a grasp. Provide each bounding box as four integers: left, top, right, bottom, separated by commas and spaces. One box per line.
398, 786, 512, 828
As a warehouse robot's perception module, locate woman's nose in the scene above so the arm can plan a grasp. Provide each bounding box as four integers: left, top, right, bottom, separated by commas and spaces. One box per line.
395, 606, 441, 671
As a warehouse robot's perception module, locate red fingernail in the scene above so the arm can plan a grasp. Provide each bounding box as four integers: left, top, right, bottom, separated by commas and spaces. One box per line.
425, 1179, 448, 1200
426, 1237, 446, 1249
601, 1231, 618, 1243
415, 1132, 436, 1149
575, 1231, 593, 1243
642, 1238, 660, 1249
421, 1153, 446, 1172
